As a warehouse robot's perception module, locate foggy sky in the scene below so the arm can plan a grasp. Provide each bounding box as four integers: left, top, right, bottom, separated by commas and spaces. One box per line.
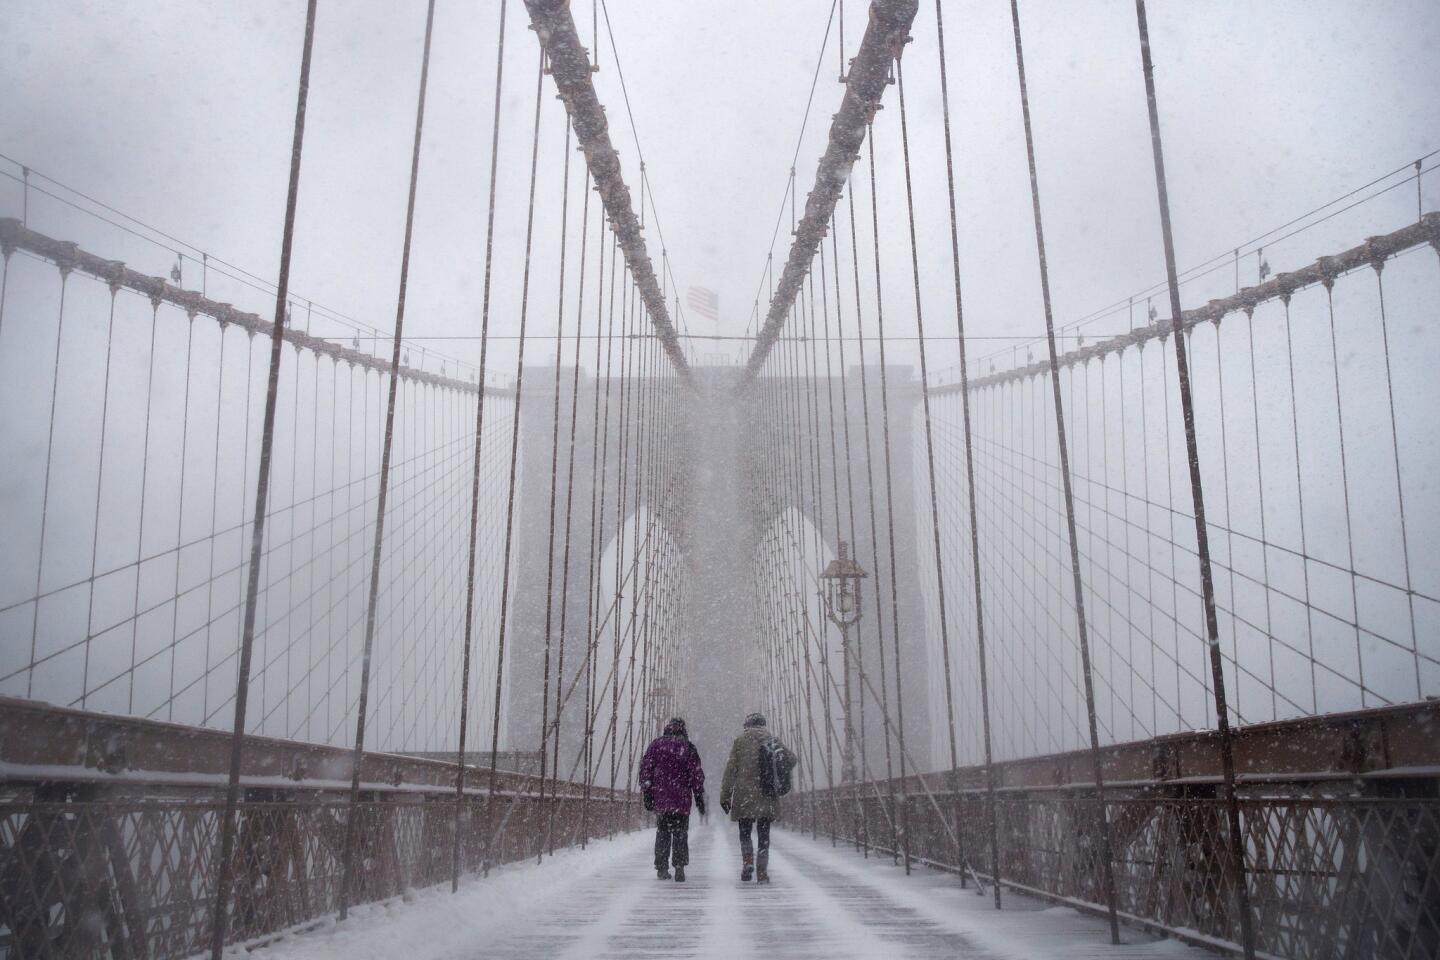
3, 0, 1437, 382
2, 0, 1439, 772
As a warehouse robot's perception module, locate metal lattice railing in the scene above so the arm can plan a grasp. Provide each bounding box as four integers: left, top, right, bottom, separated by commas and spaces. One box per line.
799, 782, 1440, 960
0, 586, 654, 960
0, 784, 642, 960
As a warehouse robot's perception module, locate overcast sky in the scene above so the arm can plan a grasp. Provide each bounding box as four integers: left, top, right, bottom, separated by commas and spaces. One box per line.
3, 0, 1437, 379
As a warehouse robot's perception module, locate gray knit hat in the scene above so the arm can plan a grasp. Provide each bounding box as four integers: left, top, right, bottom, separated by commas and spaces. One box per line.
743, 712, 767, 728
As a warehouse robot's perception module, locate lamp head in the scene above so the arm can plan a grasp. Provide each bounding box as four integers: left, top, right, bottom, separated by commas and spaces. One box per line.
820, 541, 867, 627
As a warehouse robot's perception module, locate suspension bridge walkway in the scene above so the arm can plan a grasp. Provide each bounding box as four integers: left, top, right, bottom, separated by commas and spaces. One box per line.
235, 818, 1220, 960
2, 0, 1438, 959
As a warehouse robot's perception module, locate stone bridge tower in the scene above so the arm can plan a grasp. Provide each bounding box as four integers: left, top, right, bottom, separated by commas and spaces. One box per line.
506, 365, 930, 773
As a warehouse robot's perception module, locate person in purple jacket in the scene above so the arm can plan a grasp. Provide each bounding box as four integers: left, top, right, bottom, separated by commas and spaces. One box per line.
638, 717, 706, 882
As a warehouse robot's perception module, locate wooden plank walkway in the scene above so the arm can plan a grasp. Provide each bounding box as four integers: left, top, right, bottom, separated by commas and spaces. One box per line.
470, 819, 1213, 959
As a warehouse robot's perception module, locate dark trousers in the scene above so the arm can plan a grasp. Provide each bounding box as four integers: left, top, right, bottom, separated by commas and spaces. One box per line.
654, 812, 690, 869
737, 817, 771, 860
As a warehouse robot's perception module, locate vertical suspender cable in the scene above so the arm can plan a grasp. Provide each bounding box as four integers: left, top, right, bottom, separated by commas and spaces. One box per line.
894, 55, 971, 886
623, 319, 646, 784
866, 119, 912, 874
1132, 4, 1256, 955
552, 167, 593, 801
929, 0, 1001, 903
81, 289, 120, 709
829, 227, 866, 844
622, 294, 647, 789
125, 304, 160, 714
789, 328, 810, 760
1370, 267, 1421, 699
781, 315, 803, 753
634, 333, 654, 746
209, 2, 317, 956
27, 268, 69, 702
845, 177, 874, 856
339, 0, 436, 917
854, 133, 898, 856
579, 220, 611, 845
277, 345, 301, 737
608, 271, 633, 826
633, 300, 652, 782
592, 233, 619, 828
608, 271, 635, 829
453, 0, 510, 894
484, 51, 549, 872
1007, 0, 1121, 940
536, 120, 575, 847
636, 324, 655, 769
785, 322, 813, 804
803, 273, 830, 820
816, 242, 843, 841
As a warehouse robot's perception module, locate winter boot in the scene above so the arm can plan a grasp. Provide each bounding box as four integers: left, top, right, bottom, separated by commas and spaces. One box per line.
657, 866, 672, 880
756, 850, 770, 884
674, 865, 686, 882
740, 854, 754, 882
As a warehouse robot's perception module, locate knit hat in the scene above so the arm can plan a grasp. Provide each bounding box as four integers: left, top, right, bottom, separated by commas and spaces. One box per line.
663, 717, 688, 738
743, 712, 767, 728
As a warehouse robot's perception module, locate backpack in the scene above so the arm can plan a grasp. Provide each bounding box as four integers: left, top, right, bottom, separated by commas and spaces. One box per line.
757, 735, 796, 798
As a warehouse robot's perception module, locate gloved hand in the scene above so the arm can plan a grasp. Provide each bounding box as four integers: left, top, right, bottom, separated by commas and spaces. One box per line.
719, 798, 730, 816
695, 793, 707, 817
643, 790, 655, 812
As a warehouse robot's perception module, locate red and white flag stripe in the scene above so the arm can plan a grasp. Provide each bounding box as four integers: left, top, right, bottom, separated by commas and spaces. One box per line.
686, 286, 719, 323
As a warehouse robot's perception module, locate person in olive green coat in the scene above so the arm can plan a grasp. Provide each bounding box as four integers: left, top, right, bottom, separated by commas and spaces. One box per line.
719, 713, 791, 883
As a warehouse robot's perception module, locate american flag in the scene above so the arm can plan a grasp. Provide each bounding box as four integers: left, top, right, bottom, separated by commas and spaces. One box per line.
686, 286, 719, 324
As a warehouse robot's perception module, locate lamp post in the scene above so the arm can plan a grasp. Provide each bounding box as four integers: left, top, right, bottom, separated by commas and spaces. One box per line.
820, 540, 867, 784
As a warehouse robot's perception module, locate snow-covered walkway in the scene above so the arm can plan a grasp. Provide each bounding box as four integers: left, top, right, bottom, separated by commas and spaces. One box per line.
241, 819, 1210, 960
